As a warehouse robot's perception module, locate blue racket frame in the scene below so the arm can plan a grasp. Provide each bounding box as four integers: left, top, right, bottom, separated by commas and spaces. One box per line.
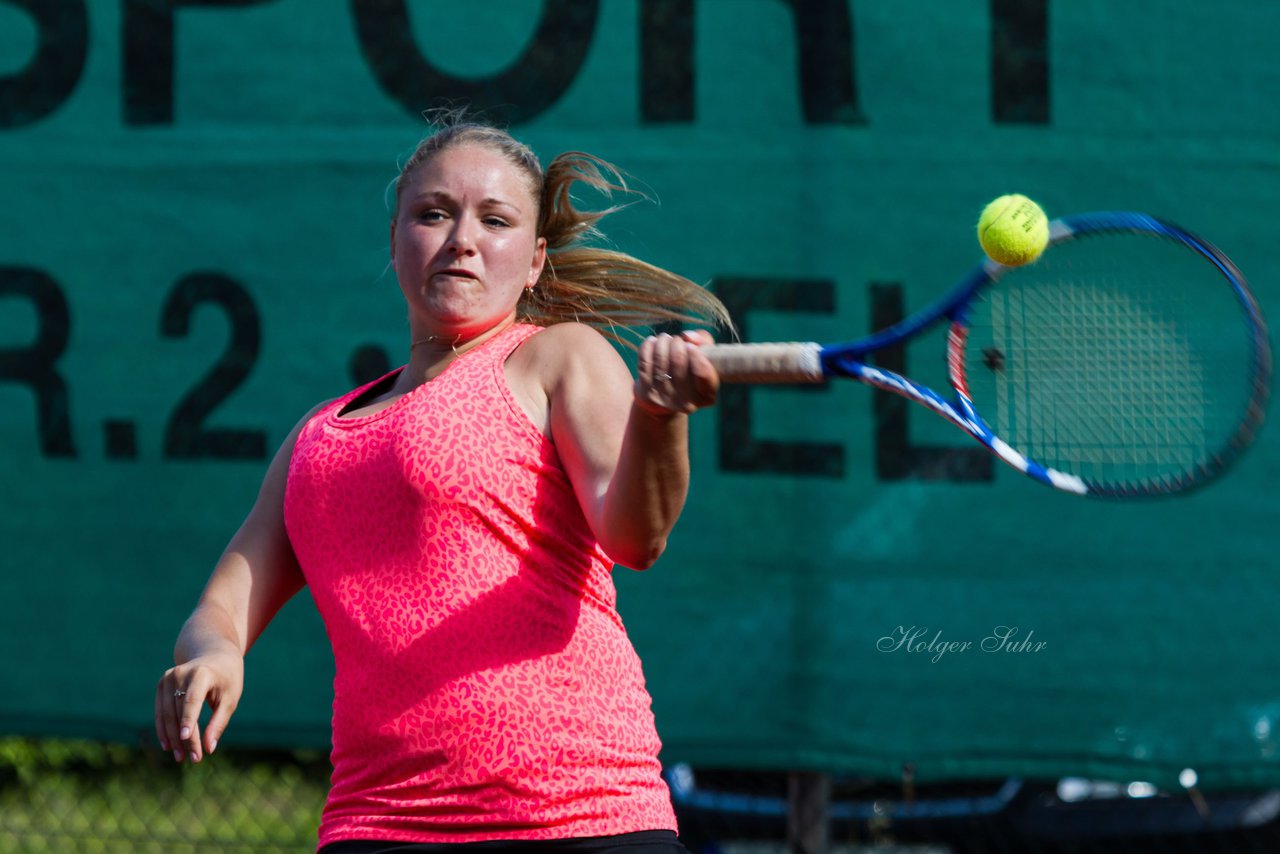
815, 212, 1272, 497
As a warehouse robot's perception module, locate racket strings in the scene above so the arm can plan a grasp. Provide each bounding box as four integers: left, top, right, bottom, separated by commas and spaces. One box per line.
966, 234, 1247, 488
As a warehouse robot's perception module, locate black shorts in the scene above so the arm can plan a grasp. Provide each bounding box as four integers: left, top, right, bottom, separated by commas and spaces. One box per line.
319, 830, 689, 854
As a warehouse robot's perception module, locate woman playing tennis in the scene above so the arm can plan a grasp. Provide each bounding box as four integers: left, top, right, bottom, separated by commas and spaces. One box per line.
154, 115, 729, 853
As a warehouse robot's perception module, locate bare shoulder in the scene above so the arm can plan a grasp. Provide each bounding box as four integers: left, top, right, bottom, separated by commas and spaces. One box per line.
260, 399, 335, 487
296, 398, 335, 430
525, 322, 621, 358
515, 323, 630, 388
280, 399, 333, 452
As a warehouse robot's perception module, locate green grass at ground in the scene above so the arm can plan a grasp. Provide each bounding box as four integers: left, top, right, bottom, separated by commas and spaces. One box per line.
0, 737, 328, 853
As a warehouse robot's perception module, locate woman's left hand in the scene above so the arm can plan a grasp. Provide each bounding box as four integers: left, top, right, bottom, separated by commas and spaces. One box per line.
634, 330, 720, 416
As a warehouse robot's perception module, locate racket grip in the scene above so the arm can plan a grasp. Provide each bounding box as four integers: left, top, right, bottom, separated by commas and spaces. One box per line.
704, 342, 825, 384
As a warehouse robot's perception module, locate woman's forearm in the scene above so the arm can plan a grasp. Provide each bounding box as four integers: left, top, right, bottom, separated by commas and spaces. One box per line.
174, 600, 246, 664
599, 405, 691, 569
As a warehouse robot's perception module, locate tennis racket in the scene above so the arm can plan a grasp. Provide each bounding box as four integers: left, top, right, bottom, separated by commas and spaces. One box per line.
705, 211, 1271, 498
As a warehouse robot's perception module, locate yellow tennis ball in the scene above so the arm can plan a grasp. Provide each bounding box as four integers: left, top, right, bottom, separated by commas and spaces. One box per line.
977, 194, 1049, 266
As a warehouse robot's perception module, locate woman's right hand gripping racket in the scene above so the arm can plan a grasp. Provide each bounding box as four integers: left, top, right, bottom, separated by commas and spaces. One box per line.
705, 212, 1271, 498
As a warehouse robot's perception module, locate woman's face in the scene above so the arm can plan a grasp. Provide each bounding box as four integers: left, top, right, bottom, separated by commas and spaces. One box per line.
391, 143, 546, 342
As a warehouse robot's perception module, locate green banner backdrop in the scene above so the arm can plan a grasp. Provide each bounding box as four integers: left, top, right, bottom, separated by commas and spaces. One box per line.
3, 0, 1279, 791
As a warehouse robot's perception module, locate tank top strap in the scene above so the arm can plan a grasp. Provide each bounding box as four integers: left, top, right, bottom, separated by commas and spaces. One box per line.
478, 322, 542, 366
410, 322, 544, 430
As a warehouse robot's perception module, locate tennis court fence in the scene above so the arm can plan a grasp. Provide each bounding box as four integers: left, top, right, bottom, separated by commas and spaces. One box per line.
5, 737, 1280, 853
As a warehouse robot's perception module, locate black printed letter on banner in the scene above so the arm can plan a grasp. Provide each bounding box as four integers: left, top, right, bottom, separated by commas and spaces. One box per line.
351, 0, 599, 125
0, 268, 76, 456
122, 0, 275, 125
778, 0, 864, 125
870, 283, 993, 482
0, 0, 88, 129
713, 278, 843, 478
990, 0, 1049, 123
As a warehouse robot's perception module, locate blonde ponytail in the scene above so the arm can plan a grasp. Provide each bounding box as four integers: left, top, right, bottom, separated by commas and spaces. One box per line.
520, 151, 732, 345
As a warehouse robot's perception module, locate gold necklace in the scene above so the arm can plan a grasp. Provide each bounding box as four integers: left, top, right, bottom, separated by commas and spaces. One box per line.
410, 333, 462, 353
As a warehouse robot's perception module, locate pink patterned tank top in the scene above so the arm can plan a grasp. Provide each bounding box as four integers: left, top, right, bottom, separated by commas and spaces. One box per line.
283, 323, 676, 847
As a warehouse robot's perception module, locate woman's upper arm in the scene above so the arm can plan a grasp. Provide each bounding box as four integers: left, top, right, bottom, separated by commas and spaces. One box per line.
535, 325, 635, 538
194, 403, 324, 654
